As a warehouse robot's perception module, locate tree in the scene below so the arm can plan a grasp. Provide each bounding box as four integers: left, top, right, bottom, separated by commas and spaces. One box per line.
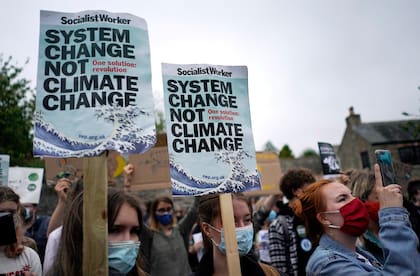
0, 56, 36, 166
263, 140, 279, 152
278, 144, 294, 159
155, 110, 166, 134
301, 148, 319, 158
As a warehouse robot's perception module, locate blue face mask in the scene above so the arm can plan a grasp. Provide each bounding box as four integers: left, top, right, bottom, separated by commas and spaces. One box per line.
155, 213, 173, 225
208, 224, 254, 256
267, 210, 277, 222
108, 240, 140, 274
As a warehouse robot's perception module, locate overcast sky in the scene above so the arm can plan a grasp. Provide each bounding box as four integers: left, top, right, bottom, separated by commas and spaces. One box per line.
2, 0, 419, 156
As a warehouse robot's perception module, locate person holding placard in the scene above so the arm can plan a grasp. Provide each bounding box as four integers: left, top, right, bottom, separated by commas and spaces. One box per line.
293, 164, 420, 275
45, 187, 148, 276
193, 193, 279, 276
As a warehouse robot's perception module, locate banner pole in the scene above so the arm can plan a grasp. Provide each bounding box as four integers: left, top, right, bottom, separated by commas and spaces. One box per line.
83, 152, 108, 275
219, 193, 241, 275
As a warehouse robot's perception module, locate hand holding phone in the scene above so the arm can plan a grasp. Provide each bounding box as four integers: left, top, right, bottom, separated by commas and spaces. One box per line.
0, 212, 17, 246
375, 149, 397, 186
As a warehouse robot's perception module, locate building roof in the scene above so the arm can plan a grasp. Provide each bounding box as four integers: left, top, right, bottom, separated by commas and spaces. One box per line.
353, 119, 420, 145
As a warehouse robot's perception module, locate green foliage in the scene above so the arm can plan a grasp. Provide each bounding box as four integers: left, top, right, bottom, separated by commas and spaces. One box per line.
278, 144, 294, 159
263, 141, 279, 152
301, 149, 319, 158
0, 56, 37, 166
155, 110, 166, 133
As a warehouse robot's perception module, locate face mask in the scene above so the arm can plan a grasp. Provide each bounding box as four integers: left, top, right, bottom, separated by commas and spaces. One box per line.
267, 210, 277, 222
108, 240, 140, 274
208, 224, 254, 256
155, 213, 173, 225
364, 200, 380, 223
323, 198, 369, 237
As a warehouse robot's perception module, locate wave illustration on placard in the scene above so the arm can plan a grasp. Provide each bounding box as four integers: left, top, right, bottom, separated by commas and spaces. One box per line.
33, 104, 156, 157
170, 149, 261, 196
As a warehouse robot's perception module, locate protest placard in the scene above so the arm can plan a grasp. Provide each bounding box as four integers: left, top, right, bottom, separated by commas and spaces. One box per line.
0, 155, 10, 185
318, 142, 341, 176
245, 151, 281, 196
8, 167, 44, 204
43, 150, 125, 185
128, 146, 171, 190
162, 63, 261, 196
33, 10, 156, 158
34, 10, 156, 274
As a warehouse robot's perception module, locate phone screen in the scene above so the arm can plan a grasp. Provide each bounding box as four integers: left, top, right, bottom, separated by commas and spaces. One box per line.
375, 149, 397, 186
0, 212, 17, 246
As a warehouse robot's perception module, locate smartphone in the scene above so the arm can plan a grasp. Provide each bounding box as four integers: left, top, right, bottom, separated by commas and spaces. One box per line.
375, 149, 397, 186
0, 212, 17, 246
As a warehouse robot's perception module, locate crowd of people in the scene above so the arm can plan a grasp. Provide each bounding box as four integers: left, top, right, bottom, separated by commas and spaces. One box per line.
1, 162, 419, 275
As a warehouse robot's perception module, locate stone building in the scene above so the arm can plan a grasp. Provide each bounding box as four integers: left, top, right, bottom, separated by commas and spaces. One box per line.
337, 107, 420, 186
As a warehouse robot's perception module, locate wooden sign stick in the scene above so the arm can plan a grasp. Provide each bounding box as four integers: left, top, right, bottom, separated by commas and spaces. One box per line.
219, 193, 241, 275
83, 153, 108, 275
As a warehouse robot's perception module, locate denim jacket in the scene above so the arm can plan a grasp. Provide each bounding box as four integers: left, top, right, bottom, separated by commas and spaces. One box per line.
306, 207, 420, 276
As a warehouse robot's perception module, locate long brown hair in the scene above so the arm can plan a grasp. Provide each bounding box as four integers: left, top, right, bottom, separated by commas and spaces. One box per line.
48, 187, 146, 276
293, 179, 332, 245
197, 193, 252, 252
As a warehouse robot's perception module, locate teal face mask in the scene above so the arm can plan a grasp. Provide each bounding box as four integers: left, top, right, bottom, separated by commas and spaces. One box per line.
267, 210, 277, 222
108, 240, 140, 274
208, 224, 254, 256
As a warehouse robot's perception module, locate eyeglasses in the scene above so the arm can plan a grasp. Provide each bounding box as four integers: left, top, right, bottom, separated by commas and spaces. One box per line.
156, 207, 172, 213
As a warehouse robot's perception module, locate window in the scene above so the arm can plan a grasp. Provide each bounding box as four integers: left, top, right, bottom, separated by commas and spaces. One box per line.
399, 146, 420, 165
360, 151, 370, 169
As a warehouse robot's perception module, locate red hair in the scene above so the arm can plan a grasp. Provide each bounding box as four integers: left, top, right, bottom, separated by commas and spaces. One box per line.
293, 179, 333, 245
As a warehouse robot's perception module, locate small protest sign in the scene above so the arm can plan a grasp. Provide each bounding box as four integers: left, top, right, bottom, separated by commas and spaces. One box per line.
0, 155, 10, 185
318, 142, 341, 176
162, 63, 261, 196
8, 167, 44, 204
33, 10, 156, 158
246, 152, 281, 195
44, 150, 125, 185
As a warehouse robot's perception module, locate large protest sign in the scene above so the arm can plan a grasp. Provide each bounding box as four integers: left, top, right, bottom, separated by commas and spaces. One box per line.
33, 10, 156, 158
8, 167, 44, 204
162, 63, 261, 196
0, 155, 10, 185
318, 142, 341, 176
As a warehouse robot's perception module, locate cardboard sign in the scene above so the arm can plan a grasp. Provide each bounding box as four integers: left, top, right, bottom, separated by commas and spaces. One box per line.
44, 151, 125, 186
128, 147, 171, 191
127, 149, 280, 193
8, 167, 44, 204
245, 152, 282, 196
